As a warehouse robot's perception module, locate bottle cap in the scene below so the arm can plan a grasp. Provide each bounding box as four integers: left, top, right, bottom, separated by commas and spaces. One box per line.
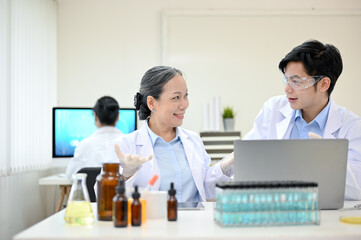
132, 185, 140, 199
168, 182, 176, 195
116, 179, 125, 194
148, 174, 159, 186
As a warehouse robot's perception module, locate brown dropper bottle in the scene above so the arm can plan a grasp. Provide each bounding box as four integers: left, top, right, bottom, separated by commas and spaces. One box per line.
167, 182, 177, 221
112, 179, 127, 227
131, 186, 142, 226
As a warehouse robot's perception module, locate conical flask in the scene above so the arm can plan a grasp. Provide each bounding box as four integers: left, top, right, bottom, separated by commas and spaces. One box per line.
64, 173, 94, 225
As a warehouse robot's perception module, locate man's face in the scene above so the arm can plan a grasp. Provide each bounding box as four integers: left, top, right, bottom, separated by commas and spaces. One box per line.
284, 62, 325, 114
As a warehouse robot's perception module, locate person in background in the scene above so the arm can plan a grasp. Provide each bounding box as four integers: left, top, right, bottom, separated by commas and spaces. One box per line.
66, 96, 123, 180
113, 66, 234, 202
243, 40, 361, 200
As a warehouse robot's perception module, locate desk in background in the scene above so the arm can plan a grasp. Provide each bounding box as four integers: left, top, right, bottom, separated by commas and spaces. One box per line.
13, 201, 361, 240
39, 174, 71, 212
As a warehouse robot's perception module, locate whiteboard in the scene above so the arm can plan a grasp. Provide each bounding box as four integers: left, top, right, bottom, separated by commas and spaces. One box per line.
163, 10, 361, 134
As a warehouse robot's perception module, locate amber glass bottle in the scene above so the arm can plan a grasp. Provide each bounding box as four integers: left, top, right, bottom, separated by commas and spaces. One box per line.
131, 186, 142, 226
97, 163, 123, 221
113, 180, 127, 227
168, 182, 177, 221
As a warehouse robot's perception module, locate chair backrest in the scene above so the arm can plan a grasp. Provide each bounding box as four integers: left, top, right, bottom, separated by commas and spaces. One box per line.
77, 167, 101, 202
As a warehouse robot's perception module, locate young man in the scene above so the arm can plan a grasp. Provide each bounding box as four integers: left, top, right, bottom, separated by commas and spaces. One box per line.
244, 40, 361, 200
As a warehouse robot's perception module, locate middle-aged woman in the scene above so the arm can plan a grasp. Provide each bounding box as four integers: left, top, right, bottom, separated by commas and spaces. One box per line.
114, 66, 234, 202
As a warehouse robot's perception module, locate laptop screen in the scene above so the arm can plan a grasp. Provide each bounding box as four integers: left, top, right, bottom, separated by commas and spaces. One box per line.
233, 139, 348, 209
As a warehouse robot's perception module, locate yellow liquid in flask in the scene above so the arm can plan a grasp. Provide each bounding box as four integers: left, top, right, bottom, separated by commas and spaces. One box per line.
64, 201, 94, 225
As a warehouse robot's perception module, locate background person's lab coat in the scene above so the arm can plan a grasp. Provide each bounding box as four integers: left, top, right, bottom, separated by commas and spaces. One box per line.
65, 126, 123, 180
114, 124, 232, 201
244, 95, 361, 200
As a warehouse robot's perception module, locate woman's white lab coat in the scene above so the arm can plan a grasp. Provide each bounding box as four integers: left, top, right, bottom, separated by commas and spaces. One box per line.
65, 126, 123, 180
114, 124, 232, 201
244, 95, 361, 200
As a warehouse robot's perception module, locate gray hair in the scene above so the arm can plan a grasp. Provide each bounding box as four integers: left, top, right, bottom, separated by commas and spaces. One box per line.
134, 66, 182, 120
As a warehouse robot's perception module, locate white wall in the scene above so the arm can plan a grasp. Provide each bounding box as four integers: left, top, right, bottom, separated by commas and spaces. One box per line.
164, 11, 361, 133
0, 168, 63, 240
58, 0, 361, 135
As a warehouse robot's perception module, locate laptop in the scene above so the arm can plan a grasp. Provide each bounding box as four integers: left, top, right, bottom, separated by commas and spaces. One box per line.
233, 139, 348, 210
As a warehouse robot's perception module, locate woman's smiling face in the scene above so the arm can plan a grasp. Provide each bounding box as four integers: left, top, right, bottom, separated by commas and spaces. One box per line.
152, 74, 189, 128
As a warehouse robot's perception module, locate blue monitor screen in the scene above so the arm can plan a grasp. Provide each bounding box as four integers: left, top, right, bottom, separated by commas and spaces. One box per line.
53, 107, 137, 158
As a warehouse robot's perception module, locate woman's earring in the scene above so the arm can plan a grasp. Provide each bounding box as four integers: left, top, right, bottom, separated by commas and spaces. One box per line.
152, 108, 155, 112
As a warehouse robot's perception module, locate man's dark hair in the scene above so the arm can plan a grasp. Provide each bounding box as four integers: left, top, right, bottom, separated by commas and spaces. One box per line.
93, 96, 119, 125
279, 40, 343, 95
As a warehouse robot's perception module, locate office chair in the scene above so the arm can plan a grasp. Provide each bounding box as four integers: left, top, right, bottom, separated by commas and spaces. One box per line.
77, 167, 101, 202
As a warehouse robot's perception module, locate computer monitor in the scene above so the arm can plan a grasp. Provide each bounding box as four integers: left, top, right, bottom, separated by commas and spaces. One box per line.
52, 107, 137, 158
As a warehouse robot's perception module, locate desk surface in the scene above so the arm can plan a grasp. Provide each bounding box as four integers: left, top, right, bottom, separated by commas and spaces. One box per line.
39, 174, 71, 185
13, 201, 361, 240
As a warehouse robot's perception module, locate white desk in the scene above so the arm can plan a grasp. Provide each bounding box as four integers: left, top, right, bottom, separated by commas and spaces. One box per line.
39, 174, 72, 212
13, 201, 361, 240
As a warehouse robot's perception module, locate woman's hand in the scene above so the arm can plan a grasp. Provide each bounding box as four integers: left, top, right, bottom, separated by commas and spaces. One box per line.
114, 144, 153, 178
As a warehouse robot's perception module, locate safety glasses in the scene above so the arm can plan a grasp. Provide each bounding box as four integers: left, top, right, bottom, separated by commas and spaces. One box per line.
282, 75, 325, 90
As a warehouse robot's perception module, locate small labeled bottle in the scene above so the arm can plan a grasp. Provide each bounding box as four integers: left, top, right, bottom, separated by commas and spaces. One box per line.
131, 186, 142, 226
112, 180, 127, 227
168, 182, 177, 221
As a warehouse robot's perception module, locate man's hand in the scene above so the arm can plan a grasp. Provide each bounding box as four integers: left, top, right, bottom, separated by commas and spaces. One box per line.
220, 152, 234, 174
308, 132, 322, 139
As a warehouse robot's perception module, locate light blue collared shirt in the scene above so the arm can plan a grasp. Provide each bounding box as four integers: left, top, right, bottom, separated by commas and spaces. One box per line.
290, 99, 331, 139
146, 122, 200, 202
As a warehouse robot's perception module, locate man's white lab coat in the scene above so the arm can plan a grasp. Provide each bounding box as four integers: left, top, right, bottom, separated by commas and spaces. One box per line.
66, 126, 123, 180
244, 95, 361, 200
